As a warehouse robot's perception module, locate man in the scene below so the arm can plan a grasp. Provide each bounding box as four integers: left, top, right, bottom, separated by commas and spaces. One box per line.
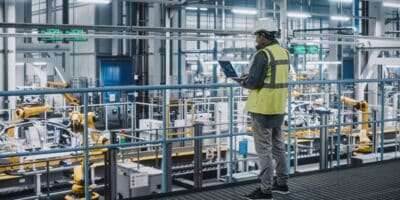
235, 18, 290, 200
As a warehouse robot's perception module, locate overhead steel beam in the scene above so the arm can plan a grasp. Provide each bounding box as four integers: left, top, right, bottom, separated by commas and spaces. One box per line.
16, 43, 70, 52
357, 38, 400, 49
0, 22, 249, 35
294, 32, 400, 43
123, 0, 181, 4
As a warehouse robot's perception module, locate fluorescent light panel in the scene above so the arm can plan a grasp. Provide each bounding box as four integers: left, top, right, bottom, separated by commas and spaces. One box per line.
330, 16, 350, 21
329, 0, 353, 3
231, 8, 258, 15
232, 61, 249, 65
186, 7, 208, 11
203, 61, 218, 65
308, 61, 342, 65
32, 62, 47, 66
287, 12, 311, 18
383, 2, 400, 8
77, 0, 111, 4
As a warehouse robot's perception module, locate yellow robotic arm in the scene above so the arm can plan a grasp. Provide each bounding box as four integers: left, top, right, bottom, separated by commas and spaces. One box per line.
14, 105, 52, 119
340, 96, 369, 130
69, 111, 96, 133
47, 82, 80, 106
341, 96, 371, 153
65, 161, 99, 200
7, 105, 52, 137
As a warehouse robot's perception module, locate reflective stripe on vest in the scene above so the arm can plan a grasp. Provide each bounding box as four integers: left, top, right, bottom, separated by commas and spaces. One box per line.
262, 48, 289, 89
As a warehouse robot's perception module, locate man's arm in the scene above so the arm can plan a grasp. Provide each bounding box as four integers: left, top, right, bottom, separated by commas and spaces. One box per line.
241, 52, 268, 89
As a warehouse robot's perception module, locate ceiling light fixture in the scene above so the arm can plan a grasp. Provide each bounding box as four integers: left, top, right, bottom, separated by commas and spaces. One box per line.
32, 62, 47, 66
383, 2, 400, 8
186, 7, 208, 11
330, 15, 350, 21
231, 8, 258, 15
287, 12, 312, 19
308, 61, 342, 65
77, 0, 111, 4
329, 0, 353, 3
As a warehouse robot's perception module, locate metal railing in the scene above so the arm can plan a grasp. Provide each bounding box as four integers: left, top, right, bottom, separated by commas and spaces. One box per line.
0, 78, 399, 199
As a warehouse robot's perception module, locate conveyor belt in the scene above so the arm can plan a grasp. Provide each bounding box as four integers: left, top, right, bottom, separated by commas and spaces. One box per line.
145, 159, 400, 200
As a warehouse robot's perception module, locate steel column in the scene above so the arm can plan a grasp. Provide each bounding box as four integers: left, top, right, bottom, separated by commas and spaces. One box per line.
193, 122, 203, 189
372, 110, 377, 153
319, 114, 329, 170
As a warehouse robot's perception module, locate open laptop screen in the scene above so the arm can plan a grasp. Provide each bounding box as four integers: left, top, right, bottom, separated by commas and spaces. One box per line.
218, 60, 238, 78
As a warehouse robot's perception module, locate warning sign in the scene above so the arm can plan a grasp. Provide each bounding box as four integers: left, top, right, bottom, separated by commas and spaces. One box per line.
130, 172, 148, 188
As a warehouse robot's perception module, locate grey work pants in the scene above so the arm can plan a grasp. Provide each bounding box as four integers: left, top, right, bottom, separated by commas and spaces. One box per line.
252, 115, 288, 193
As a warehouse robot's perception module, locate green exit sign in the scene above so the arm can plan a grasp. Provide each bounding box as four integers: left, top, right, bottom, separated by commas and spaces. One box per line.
38, 28, 87, 42
38, 28, 63, 41
65, 29, 88, 42
293, 45, 306, 54
291, 45, 319, 55
306, 45, 319, 55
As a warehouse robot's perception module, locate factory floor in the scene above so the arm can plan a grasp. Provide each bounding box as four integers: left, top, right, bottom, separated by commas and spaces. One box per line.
141, 159, 400, 200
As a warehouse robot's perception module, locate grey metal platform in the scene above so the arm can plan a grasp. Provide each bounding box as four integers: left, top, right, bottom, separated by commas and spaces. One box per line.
147, 159, 400, 200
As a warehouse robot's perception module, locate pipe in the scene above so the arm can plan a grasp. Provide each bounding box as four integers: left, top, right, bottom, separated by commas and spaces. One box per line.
62, 0, 68, 25
280, 0, 287, 48
161, 89, 168, 193
228, 86, 234, 183
287, 85, 292, 172
336, 83, 342, 166
0, 32, 254, 42
292, 27, 355, 34
177, 8, 182, 95
380, 73, 385, 160
212, 1, 218, 96
0, 79, 398, 97
354, 0, 360, 34
1, 119, 398, 159
83, 93, 90, 200
2, 0, 9, 109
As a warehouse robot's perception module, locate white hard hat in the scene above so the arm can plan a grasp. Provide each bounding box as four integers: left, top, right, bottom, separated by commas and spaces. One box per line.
252, 18, 278, 34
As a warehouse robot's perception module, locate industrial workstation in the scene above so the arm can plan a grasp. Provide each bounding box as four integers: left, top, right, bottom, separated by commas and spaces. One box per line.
0, 0, 399, 199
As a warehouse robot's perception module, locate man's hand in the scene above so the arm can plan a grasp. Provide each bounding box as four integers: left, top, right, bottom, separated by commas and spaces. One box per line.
240, 73, 249, 78
231, 77, 243, 82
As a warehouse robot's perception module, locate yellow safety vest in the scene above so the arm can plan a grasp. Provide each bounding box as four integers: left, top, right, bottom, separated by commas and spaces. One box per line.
244, 44, 290, 115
